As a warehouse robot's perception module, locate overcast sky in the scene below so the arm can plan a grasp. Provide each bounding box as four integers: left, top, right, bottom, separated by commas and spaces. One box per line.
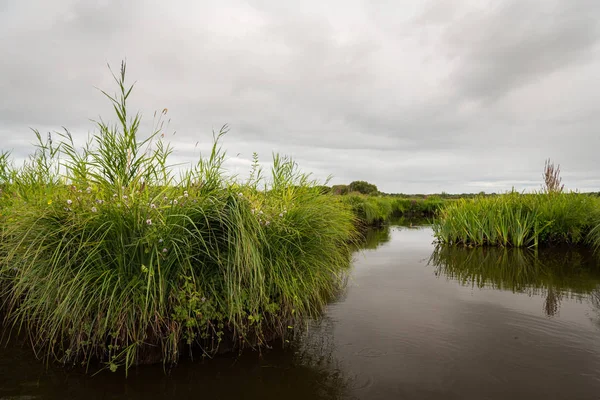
1, 0, 599, 193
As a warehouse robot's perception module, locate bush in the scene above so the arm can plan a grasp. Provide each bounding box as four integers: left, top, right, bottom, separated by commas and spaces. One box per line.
348, 181, 378, 195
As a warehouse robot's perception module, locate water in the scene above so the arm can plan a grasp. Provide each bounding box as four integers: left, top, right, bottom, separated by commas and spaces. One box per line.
2, 225, 600, 399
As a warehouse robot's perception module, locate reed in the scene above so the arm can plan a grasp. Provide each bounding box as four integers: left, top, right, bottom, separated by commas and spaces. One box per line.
432, 191, 600, 247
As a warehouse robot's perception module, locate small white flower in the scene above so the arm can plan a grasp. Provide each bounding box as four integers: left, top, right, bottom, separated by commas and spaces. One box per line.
78, 189, 82, 193
123, 195, 128, 200
173, 199, 178, 205
86, 187, 92, 193
201, 297, 206, 303
183, 191, 189, 197
91, 207, 97, 213
66, 199, 72, 205
113, 193, 117, 198
146, 219, 152, 225
150, 203, 156, 209
238, 192, 243, 197
279, 213, 283, 217
158, 238, 163, 243
162, 248, 168, 253
259, 210, 263, 215
251, 209, 255, 214
265, 221, 270, 226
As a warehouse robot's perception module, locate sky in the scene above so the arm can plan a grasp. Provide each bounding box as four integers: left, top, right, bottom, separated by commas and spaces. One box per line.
1, 0, 599, 194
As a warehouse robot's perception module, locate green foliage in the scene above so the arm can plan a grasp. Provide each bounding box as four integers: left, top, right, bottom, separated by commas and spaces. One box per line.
0, 62, 357, 373
331, 185, 348, 195
342, 194, 392, 226
348, 180, 378, 195
433, 192, 600, 247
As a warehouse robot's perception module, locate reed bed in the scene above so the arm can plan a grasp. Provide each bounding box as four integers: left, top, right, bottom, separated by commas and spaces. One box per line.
0, 63, 357, 373
340, 194, 445, 227
432, 192, 600, 247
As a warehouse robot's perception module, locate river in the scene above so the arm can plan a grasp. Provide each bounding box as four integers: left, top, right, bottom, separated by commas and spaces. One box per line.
2, 224, 600, 399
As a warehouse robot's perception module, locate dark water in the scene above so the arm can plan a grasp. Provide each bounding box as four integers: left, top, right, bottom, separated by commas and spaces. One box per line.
2, 225, 600, 399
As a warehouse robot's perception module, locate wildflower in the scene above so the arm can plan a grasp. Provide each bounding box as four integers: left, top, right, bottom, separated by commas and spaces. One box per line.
201, 297, 206, 303
113, 193, 117, 198
86, 187, 92, 193
150, 203, 156, 209
91, 207, 97, 213
265, 221, 270, 226
96, 199, 104, 204
158, 238, 163, 243
259, 210, 263, 215
173, 199, 178, 205
47, 200, 52, 205
162, 248, 168, 253
183, 191, 189, 198
238, 192, 243, 197
279, 213, 283, 217
251, 209, 255, 214
123, 195, 128, 200
146, 219, 152, 225
66, 199, 72, 205
78, 189, 82, 193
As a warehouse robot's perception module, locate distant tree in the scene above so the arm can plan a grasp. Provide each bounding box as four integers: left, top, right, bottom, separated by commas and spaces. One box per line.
348, 180, 378, 195
331, 184, 349, 195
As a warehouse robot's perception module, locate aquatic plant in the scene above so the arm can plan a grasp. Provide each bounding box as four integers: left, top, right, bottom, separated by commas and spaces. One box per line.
432, 191, 600, 247
0, 62, 356, 373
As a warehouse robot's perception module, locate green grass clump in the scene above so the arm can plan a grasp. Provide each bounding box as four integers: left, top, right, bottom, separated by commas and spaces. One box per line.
0, 63, 356, 372
339, 194, 446, 227
391, 195, 446, 217
342, 194, 393, 226
433, 191, 600, 247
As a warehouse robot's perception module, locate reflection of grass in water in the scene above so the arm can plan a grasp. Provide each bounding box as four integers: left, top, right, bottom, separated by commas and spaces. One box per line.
355, 217, 430, 251
355, 225, 392, 250
429, 245, 600, 316
283, 317, 352, 398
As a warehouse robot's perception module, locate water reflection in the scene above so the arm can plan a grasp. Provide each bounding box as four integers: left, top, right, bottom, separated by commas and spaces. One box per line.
0, 319, 351, 400
355, 218, 429, 251
356, 224, 391, 250
429, 245, 600, 317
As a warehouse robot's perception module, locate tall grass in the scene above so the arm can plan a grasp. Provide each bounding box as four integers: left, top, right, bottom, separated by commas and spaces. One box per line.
0, 63, 357, 372
432, 191, 600, 247
340, 194, 445, 227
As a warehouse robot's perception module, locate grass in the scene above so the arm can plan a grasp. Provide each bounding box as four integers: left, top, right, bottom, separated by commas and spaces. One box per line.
0, 63, 357, 373
432, 191, 600, 248
340, 194, 446, 227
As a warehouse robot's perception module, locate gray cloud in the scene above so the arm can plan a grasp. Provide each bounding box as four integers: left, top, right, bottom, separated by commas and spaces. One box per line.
1, 0, 598, 193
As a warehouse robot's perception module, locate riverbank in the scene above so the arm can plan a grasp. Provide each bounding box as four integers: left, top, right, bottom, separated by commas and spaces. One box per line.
432, 191, 600, 247
339, 193, 447, 227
